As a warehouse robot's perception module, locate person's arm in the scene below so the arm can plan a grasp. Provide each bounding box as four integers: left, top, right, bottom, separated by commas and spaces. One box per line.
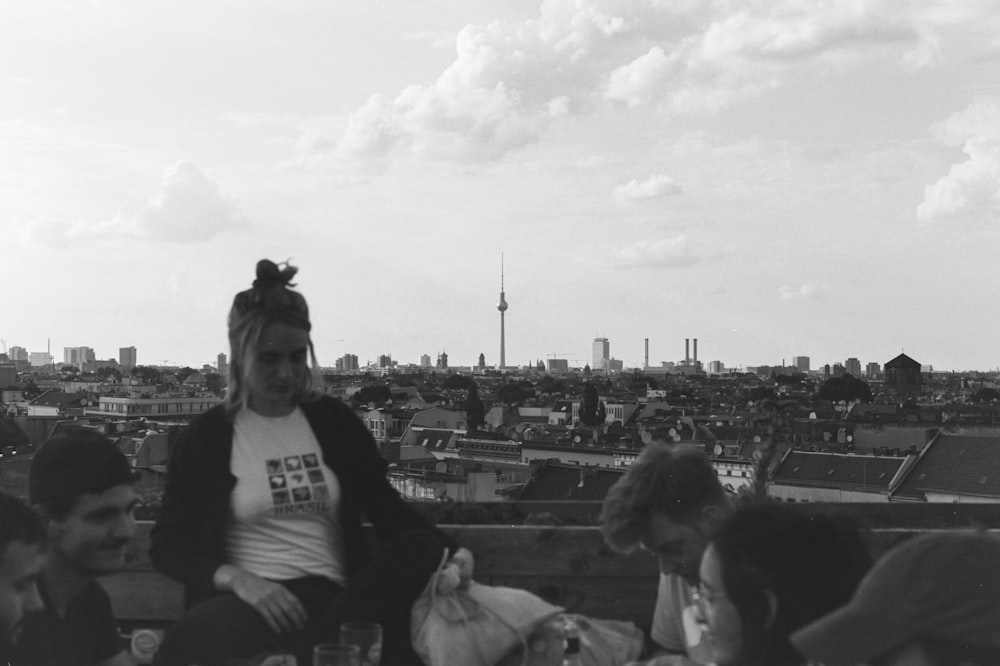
148, 415, 227, 592
212, 563, 307, 634
333, 401, 459, 552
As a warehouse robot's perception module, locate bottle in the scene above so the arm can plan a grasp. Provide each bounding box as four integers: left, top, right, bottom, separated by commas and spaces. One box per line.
562, 616, 582, 666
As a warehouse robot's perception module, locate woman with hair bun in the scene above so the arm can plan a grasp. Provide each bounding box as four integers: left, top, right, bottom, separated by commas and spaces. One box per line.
150, 259, 466, 666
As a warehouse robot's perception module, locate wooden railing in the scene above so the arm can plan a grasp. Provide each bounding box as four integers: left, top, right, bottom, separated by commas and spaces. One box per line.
103, 502, 1000, 633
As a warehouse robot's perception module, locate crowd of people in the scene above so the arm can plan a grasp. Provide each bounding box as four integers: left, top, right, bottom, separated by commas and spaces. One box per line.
0, 258, 997, 666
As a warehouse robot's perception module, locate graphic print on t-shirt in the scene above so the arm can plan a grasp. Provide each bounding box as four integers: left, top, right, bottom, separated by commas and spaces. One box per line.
265, 453, 330, 516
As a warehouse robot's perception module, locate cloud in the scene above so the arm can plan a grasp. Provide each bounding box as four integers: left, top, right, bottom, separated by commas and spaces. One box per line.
612, 234, 699, 268
27, 161, 246, 245
613, 174, 681, 203
917, 99, 1000, 223
316, 1, 1000, 166
779, 283, 828, 300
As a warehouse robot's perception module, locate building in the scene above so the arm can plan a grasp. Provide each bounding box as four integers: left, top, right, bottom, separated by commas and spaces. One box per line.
0, 362, 16, 388
63, 347, 95, 370
378, 354, 393, 368
119, 346, 137, 370
891, 433, 1000, 503
28, 352, 53, 368
884, 353, 922, 398
547, 358, 569, 372
793, 356, 810, 372
437, 352, 448, 369
420, 354, 431, 368
865, 362, 881, 379
84, 395, 223, 419
8, 346, 27, 362
217, 353, 228, 378
336, 354, 359, 373
769, 450, 913, 502
708, 361, 725, 375
845, 357, 861, 377
592, 337, 609, 372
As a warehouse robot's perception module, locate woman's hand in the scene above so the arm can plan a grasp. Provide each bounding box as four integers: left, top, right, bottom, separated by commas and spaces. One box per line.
214, 564, 307, 634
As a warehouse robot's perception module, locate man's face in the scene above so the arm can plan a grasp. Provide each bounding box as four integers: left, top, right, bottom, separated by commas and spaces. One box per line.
641, 509, 715, 585
51, 484, 137, 575
0, 540, 45, 647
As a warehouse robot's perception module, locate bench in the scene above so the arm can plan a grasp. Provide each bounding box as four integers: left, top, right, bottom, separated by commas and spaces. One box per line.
102, 522, 660, 632
104, 503, 1000, 641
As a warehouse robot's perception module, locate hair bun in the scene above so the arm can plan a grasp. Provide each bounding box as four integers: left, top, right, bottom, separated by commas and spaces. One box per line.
253, 259, 298, 290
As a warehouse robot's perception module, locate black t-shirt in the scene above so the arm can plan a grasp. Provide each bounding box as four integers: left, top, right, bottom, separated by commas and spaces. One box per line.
13, 579, 123, 666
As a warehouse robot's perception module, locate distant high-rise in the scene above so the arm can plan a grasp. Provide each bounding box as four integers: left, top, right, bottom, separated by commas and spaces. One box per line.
9, 346, 27, 362
497, 256, 508, 368
120, 346, 137, 370
845, 357, 862, 377
217, 353, 228, 378
865, 362, 881, 379
793, 356, 810, 372
592, 337, 609, 371
437, 351, 449, 369
420, 354, 431, 368
478, 353, 486, 369
64, 346, 95, 369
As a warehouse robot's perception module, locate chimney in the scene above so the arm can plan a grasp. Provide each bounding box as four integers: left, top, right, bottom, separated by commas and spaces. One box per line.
693, 338, 698, 363
644, 338, 649, 368
685, 339, 690, 365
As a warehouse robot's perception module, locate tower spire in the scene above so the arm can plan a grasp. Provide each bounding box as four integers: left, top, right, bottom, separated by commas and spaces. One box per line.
497, 254, 508, 369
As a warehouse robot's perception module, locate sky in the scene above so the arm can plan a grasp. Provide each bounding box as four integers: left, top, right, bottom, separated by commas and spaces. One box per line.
2, 0, 999, 373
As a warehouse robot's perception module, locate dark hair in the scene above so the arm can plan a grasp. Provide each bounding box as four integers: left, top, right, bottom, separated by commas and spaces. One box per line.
28, 427, 135, 521
711, 503, 872, 666
0, 492, 46, 556
600, 444, 728, 553
224, 259, 320, 417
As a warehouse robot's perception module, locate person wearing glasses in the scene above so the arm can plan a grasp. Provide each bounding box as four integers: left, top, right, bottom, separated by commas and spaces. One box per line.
695, 503, 871, 666
150, 259, 468, 666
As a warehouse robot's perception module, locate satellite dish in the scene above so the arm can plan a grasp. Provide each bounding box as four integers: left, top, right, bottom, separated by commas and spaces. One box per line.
435, 461, 448, 473
668, 428, 677, 437
752, 450, 763, 462
753, 435, 761, 443
640, 431, 652, 444
846, 435, 854, 443
713, 444, 723, 455
573, 434, 582, 444
672, 434, 681, 443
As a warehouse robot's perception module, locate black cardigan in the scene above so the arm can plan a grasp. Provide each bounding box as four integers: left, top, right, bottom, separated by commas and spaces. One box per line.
149, 395, 456, 608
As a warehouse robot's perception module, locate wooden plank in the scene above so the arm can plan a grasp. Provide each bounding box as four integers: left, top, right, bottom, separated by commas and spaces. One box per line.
483, 574, 656, 625
440, 526, 659, 578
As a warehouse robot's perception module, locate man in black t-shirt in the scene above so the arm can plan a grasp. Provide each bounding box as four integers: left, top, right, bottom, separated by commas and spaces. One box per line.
16, 429, 137, 666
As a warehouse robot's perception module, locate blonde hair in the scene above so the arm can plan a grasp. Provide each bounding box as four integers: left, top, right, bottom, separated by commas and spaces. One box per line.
223, 259, 320, 418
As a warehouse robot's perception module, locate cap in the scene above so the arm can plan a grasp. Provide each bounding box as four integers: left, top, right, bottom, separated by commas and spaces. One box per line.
28, 429, 134, 507
791, 531, 1000, 666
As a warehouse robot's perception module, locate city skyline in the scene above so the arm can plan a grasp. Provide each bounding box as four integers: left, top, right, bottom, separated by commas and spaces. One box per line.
2, 2, 999, 372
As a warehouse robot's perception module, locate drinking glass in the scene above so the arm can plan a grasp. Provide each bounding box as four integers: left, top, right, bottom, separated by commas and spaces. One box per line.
312, 643, 360, 666
339, 622, 383, 666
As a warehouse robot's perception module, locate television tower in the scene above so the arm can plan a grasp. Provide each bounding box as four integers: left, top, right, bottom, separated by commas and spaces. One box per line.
497, 255, 508, 368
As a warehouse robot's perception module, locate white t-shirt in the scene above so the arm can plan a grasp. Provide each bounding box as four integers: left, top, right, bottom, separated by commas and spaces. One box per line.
651, 572, 714, 665
225, 406, 347, 584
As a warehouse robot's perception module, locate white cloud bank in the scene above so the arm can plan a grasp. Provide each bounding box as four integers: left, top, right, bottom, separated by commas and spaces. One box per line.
27, 161, 246, 246
612, 234, 698, 268
318, 0, 1000, 165
917, 99, 1000, 223
779, 283, 828, 300
613, 174, 681, 203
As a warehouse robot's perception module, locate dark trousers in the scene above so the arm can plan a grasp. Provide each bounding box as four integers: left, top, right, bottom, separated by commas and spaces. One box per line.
154, 530, 447, 666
